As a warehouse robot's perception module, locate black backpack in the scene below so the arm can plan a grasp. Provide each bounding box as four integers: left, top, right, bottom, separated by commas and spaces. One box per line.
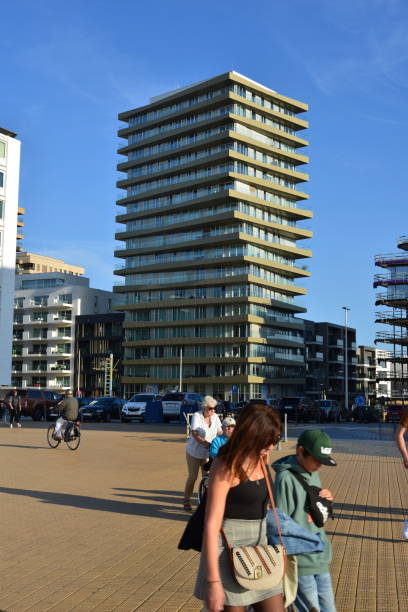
289, 469, 333, 528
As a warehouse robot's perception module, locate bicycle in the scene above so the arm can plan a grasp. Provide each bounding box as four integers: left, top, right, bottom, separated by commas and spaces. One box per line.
47, 420, 81, 451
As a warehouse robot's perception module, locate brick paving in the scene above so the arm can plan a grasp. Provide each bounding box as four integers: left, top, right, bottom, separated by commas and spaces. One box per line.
0, 422, 407, 611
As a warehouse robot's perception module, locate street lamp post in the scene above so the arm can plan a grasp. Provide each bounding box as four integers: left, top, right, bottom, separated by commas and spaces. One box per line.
342, 306, 350, 410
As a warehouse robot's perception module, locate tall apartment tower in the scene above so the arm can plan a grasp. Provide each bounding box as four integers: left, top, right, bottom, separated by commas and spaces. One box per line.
0, 127, 21, 385
115, 72, 312, 400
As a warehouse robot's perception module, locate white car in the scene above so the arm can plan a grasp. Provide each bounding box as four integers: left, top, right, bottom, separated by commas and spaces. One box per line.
121, 393, 163, 422
161, 392, 203, 422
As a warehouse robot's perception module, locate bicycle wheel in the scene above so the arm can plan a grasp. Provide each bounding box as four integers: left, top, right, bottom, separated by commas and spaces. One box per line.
66, 427, 80, 451
198, 476, 208, 505
47, 424, 61, 448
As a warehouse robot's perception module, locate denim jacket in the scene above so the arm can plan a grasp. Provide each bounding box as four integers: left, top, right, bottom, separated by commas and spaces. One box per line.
267, 508, 324, 555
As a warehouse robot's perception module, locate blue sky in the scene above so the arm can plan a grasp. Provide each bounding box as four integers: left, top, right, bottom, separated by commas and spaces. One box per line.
2, 0, 408, 345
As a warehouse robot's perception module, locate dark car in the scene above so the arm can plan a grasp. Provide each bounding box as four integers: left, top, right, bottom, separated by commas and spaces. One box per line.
353, 405, 379, 423
80, 397, 124, 422
4, 388, 63, 421
384, 405, 402, 423
278, 397, 315, 423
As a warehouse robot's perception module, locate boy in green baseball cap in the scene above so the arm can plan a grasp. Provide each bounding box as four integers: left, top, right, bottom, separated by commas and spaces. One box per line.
272, 429, 337, 612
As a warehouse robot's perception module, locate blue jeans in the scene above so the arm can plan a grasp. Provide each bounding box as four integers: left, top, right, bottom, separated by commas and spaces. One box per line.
295, 572, 336, 612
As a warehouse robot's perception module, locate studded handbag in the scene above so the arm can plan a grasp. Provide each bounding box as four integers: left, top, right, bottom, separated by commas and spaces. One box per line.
221, 462, 286, 591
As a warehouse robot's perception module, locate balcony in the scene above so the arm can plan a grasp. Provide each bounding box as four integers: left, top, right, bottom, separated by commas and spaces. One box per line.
375, 252, 408, 267
375, 331, 408, 345
374, 273, 408, 288
308, 352, 324, 361
29, 300, 48, 308
375, 292, 408, 308
53, 298, 72, 307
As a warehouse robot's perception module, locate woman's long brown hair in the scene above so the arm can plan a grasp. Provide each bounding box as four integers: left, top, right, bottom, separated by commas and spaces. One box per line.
218, 402, 281, 480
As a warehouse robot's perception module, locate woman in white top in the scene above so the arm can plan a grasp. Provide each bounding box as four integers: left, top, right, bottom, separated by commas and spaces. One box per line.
183, 395, 222, 512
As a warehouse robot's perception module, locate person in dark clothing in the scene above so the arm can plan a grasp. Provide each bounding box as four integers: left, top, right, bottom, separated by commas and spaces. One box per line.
8, 390, 22, 428
54, 390, 78, 439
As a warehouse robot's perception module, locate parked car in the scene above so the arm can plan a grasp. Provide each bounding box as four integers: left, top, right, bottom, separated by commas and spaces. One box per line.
278, 397, 315, 422
80, 397, 125, 422
315, 399, 342, 422
384, 404, 402, 423
4, 388, 63, 421
161, 392, 202, 422
121, 393, 163, 422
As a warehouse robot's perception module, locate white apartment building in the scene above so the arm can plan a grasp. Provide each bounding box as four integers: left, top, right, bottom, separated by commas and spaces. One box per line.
0, 127, 21, 385
376, 348, 392, 398
12, 273, 113, 391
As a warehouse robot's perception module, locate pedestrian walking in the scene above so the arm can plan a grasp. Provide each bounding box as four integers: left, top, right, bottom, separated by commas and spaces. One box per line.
194, 402, 284, 612
7, 390, 22, 428
272, 429, 337, 612
183, 395, 222, 512
395, 408, 408, 539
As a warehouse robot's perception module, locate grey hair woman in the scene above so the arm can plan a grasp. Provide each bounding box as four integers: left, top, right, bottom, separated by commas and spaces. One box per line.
183, 395, 222, 512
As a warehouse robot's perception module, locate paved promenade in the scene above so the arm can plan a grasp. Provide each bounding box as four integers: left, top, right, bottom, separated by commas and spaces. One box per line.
0, 422, 407, 611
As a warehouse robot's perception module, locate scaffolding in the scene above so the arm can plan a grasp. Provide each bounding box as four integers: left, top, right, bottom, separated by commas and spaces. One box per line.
374, 236, 408, 398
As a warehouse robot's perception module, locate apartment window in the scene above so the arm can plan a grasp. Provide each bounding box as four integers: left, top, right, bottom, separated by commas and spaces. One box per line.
0, 141, 5, 157
0, 200, 3, 219
0, 171, 4, 188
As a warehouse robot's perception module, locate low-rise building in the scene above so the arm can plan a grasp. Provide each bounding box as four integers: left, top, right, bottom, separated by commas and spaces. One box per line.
304, 319, 357, 404
74, 313, 124, 397
12, 273, 113, 391
16, 252, 84, 276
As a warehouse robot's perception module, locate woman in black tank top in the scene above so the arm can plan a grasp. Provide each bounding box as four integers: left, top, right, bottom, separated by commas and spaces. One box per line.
193, 402, 283, 612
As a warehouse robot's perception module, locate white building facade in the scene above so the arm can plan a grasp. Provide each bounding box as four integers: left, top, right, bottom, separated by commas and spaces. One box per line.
376, 348, 392, 398
12, 273, 113, 391
0, 128, 21, 385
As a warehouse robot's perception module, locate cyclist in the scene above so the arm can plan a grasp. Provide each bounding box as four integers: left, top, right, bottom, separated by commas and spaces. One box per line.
54, 390, 78, 439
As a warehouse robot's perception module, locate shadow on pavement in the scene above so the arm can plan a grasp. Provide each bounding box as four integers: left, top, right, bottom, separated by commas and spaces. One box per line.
335, 502, 405, 516
114, 492, 183, 505
327, 530, 401, 544
0, 486, 189, 522
0, 443, 48, 450
1, 421, 186, 435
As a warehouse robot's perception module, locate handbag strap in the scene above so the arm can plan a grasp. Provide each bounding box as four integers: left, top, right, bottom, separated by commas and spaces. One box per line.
220, 461, 285, 552
261, 461, 284, 550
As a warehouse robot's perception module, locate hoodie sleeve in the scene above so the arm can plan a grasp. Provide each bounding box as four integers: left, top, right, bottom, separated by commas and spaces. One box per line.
274, 472, 297, 516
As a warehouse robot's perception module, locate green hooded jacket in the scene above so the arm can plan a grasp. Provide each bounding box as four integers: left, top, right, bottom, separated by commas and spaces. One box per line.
272, 454, 332, 577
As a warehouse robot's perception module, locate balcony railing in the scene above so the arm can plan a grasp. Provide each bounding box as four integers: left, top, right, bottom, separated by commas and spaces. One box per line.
375, 331, 408, 345
375, 253, 408, 264
375, 292, 408, 303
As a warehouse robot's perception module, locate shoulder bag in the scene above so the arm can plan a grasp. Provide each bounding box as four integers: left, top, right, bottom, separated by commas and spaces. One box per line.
221, 462, 286, 591
288, 469, 333, 528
